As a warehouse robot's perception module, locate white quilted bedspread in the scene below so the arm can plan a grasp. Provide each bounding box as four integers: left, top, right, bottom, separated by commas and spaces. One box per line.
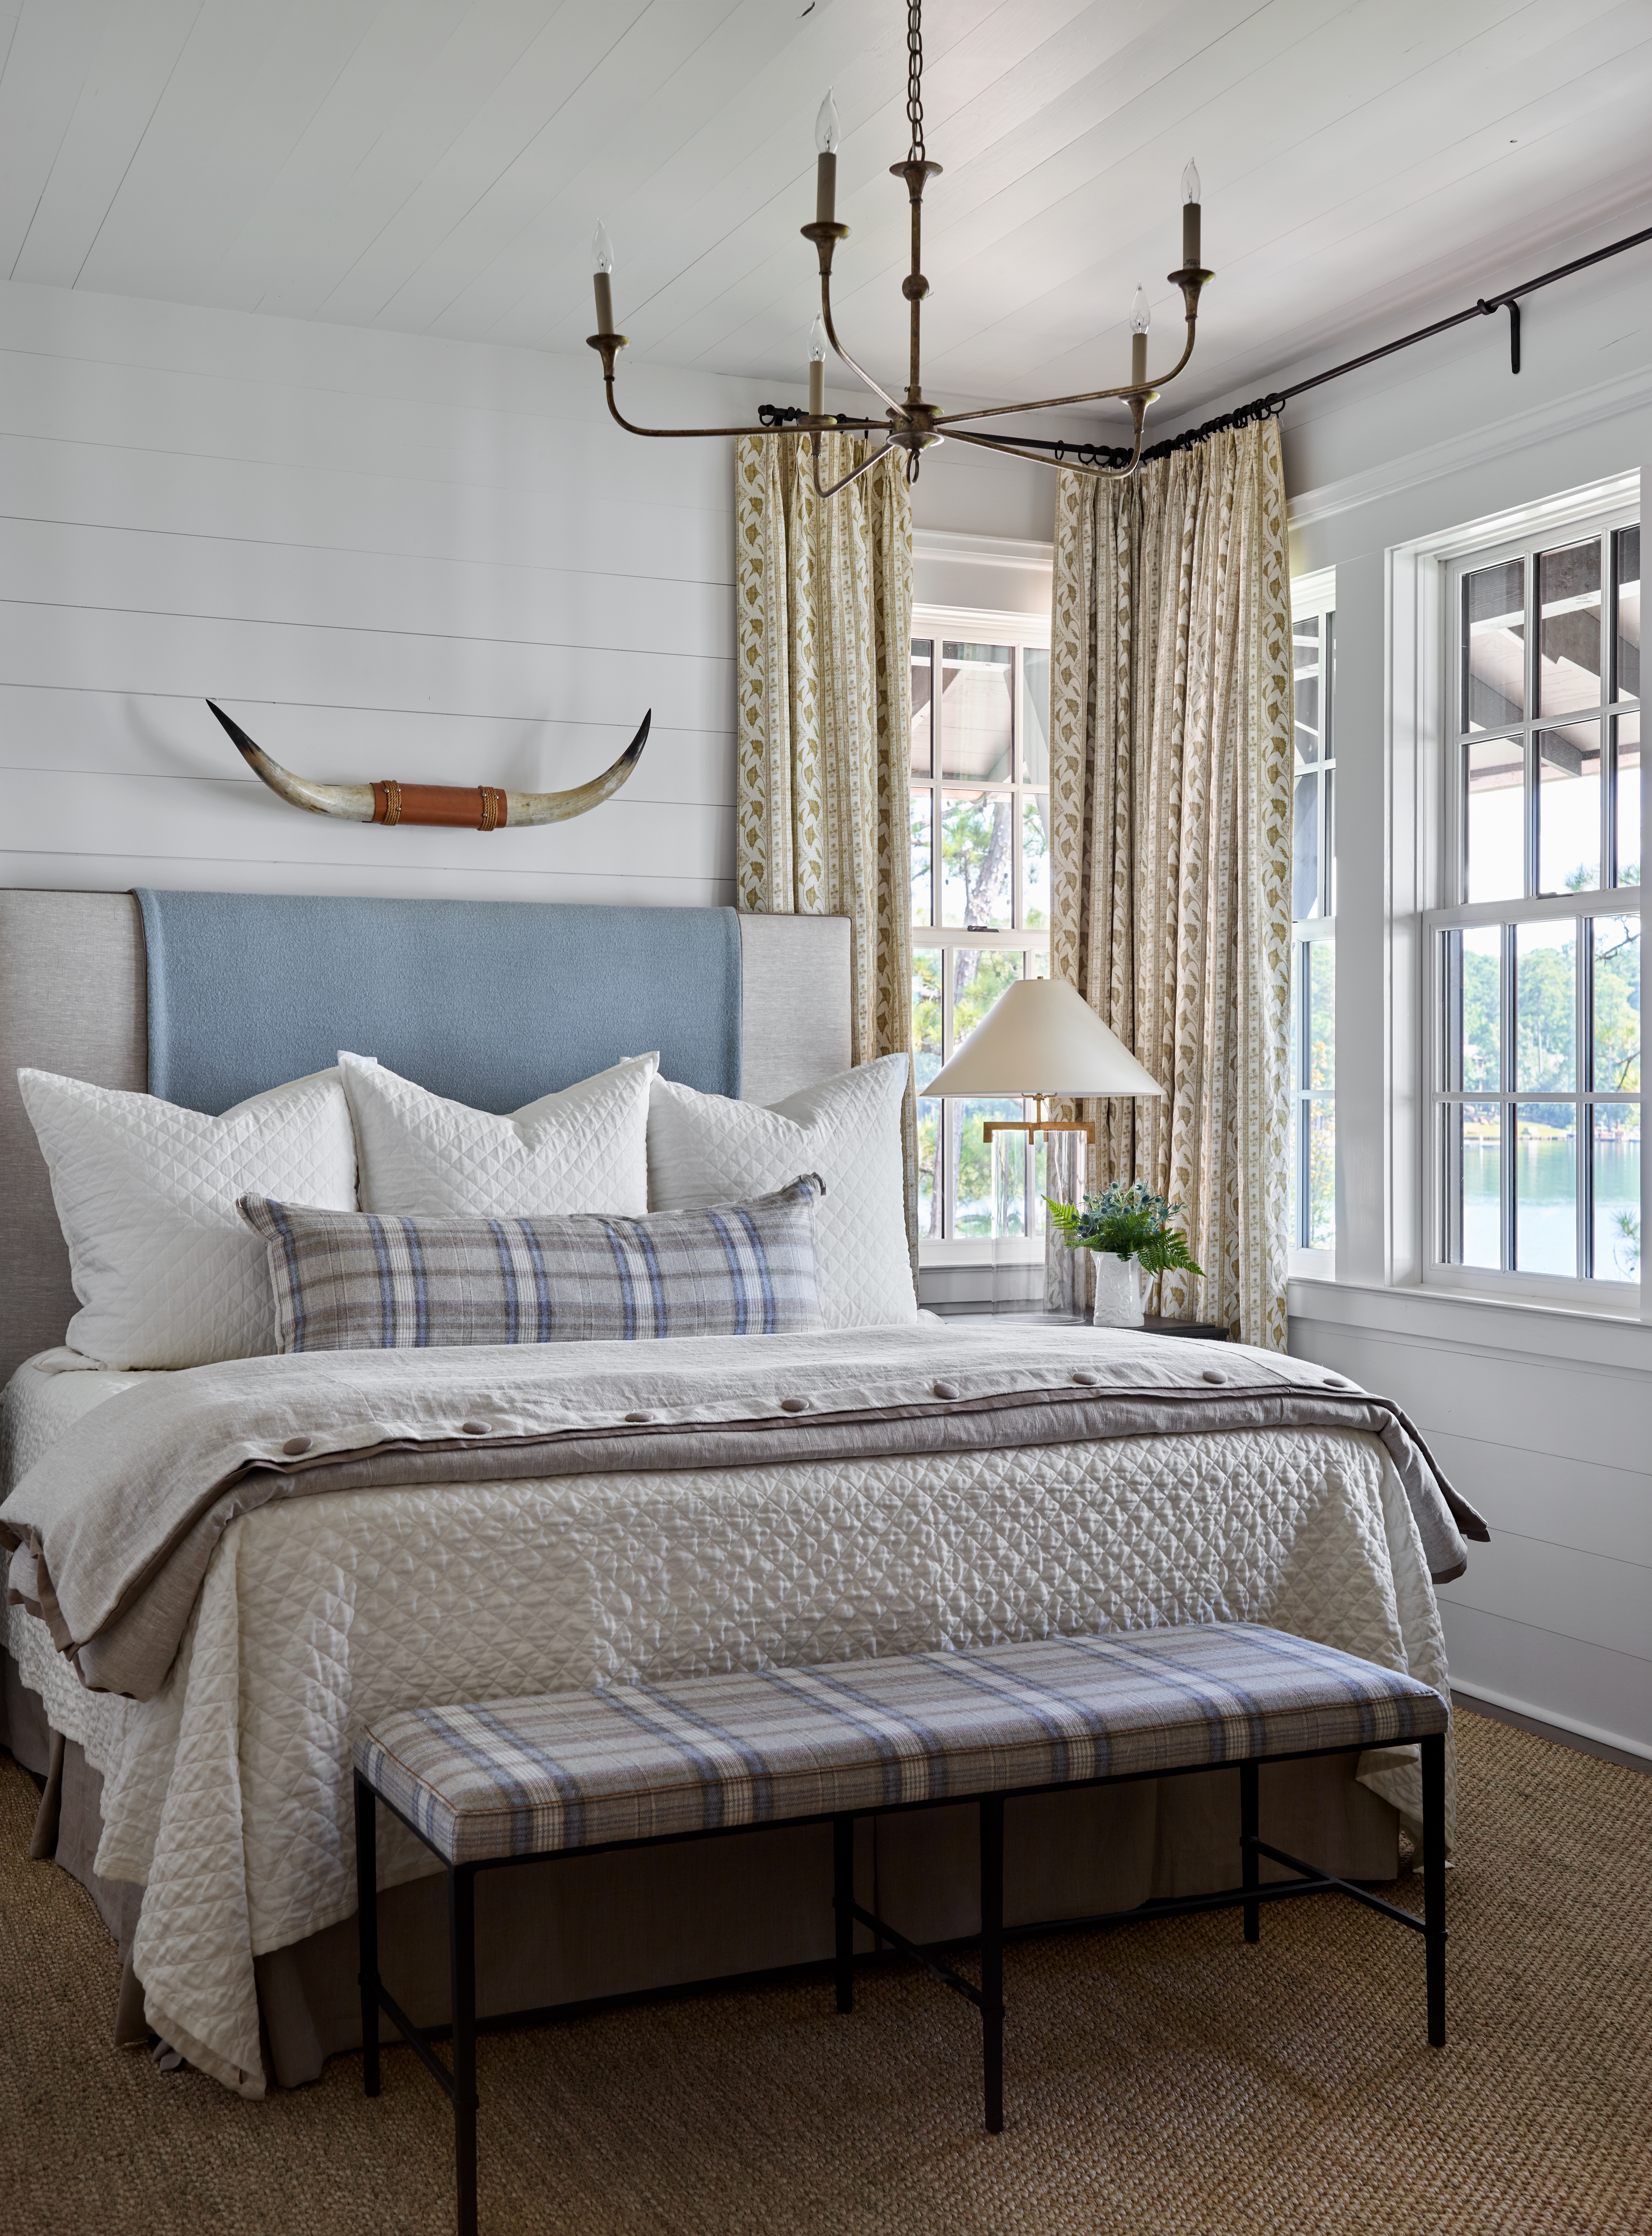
3, 1354, 1451, 2101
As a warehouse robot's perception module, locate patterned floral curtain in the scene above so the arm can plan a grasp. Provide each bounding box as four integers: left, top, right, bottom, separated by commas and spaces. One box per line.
1044, 419, 1293, 1348
734, 431, 917, 1263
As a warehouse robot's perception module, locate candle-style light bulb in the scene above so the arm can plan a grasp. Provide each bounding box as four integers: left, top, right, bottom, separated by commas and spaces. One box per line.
1180, 159, 1202, 269
814, 88, 841, 225
808, 311, 828, 419
1130, 285, 1150, 386
591, 220, 615, 334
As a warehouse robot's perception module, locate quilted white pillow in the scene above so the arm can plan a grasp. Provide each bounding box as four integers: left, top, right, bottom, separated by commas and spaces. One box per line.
648, 1055, 915, 1328
17, 1068, 359, 1369
339, 1050, 656, 1218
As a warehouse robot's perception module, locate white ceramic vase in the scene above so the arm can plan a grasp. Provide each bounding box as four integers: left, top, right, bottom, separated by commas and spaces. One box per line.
1090, 1251, 1144, 1329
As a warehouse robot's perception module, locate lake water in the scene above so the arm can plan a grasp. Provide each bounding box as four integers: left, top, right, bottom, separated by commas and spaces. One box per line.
1462, 1137, 1640, 1279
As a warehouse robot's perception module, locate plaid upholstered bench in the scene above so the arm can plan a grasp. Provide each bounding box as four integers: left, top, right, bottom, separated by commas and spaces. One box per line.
352, 1623, 1449, 2236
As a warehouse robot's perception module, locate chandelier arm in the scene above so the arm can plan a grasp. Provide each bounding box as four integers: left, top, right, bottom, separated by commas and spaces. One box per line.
927, 319, 1196, 428
809, 431, 899, 500
595, 375, 790, 440
945, 423, 1145, 481
1146, 317, 1199, 389
819, 278, 905, 419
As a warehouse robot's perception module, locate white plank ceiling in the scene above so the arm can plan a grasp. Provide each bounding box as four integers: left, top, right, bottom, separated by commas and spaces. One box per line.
0, 0, 1648, 427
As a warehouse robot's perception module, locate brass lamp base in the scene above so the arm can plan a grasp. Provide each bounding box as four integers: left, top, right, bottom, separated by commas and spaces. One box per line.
981, 1095, 1095, 1147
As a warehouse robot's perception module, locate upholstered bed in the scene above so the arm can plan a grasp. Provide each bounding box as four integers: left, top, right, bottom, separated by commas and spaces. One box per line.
0, 888, 1479, 2100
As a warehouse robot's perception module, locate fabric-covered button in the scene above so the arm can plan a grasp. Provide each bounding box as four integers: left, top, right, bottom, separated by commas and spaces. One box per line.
624, 1410, 655, 1425
779, 1396, 810, 1414
1072, 1370, 1102, 1386
1323, 1377, 1350, 1390
281, 1435, 312, 1457
1201, 1369, 1227, 1384
932, 1380, 960, 1401
458, 1421, 490, 1436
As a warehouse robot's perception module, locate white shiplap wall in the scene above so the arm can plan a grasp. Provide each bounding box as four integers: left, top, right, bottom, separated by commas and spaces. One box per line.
1272, 233, 1652, 1757
0, 277, 1056, 909
1291, 1286, 1652, 1756
0, 278, 757, 907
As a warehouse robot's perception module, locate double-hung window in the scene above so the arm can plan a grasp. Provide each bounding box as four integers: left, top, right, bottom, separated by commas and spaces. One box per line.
1428, 505, 1641, 1297
909, 609, 1052, 1251
1289, 574, 1336, 1265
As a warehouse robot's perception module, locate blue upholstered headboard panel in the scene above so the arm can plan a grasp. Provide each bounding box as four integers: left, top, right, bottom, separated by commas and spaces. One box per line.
135, 890, 742, 1115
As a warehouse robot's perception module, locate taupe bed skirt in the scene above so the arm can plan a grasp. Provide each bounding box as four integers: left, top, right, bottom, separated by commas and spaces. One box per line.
3, 1647, 1399, 2091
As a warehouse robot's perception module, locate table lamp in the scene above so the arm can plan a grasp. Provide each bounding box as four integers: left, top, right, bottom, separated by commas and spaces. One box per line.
920, 975, 1165, 1149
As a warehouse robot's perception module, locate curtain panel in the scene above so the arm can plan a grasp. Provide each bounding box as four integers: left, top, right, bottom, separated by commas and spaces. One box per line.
733, 432, 918, 1264
1045, 419, 1293, 1348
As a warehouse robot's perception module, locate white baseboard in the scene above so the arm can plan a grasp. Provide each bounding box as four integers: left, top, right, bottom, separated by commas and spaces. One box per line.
1452, 1681, 1652, 1764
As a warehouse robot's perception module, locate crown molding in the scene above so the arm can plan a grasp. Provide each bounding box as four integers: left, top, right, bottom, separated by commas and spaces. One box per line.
1286, 362, 1652, 532
912, 528, 1054, 572
912, 599, 1051, 645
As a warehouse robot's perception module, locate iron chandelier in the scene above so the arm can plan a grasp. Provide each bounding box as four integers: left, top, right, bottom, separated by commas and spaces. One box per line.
587, 1, 1213, 500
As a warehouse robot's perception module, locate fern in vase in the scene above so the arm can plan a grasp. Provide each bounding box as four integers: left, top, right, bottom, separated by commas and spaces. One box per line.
1045, 1182, 1203, 1326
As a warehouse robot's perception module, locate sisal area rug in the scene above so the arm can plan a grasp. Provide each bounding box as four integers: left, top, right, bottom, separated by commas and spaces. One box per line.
1, 1709, 1647, 2235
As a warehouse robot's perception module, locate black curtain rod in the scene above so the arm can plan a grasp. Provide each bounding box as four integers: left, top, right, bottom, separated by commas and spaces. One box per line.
964, 216, 1652, 471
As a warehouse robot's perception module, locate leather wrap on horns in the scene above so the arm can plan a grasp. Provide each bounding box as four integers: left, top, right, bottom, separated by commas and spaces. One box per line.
206, 701, 649, 829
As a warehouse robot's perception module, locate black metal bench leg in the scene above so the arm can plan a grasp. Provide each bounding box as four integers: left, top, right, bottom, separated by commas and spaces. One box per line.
354, 1773, 380, 2097
1239, 1758, 1260, 1943
450, 1865, 479, 2236
833, 1813, 855, 2014
980, 1794, 1004, 2134
1422, 1731, 1447, 2048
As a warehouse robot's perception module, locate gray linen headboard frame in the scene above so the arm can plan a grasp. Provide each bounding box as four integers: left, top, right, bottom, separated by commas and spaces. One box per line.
0, 890, 852, 1385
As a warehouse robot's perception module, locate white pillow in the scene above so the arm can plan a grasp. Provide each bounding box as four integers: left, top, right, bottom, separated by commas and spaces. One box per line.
18, 1068, 359, 1369
339, 1050, 656, 1218
647, 1056, 915, 1328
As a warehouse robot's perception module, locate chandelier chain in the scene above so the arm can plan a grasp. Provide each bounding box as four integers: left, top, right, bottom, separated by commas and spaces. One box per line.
906, 0, 924, 163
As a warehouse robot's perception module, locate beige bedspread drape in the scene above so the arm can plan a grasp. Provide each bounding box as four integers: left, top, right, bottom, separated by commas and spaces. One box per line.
734, 432, 917, 1260
1045, 420, 1293, 1348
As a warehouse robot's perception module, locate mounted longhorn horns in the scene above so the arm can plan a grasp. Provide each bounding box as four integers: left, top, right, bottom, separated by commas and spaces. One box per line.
206, 700, 650, 830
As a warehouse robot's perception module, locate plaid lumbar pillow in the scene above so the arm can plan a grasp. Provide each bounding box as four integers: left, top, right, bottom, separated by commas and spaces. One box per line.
237, 1176, 826, 1351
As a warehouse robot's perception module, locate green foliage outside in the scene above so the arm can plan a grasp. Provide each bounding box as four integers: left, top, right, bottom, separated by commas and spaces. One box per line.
911, 944, 1028, 1238
1047, 1182, 1204, 1275
1457, 922, 1640, 1119
943, 792, 1013, 928
1616, 1211, 1642, 1275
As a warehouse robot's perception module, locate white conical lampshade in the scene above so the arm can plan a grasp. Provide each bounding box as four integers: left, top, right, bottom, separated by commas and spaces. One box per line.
921, 976, 1164, 1100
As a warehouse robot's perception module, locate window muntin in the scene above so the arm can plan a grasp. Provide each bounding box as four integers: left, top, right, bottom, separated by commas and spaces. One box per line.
1432, 507, 1641, 1293
1464, 559, 1524, 732
1288, 597, 1336, 1256
910, 622, 1052, 1246
1614, 525, 1640, 699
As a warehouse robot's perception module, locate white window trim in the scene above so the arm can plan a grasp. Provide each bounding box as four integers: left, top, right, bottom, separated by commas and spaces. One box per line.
1289, 569, 1337, 1282
1380, 468, 1646, 1326
912, 601, 1052, 1270
1420, 490, 1640, 1311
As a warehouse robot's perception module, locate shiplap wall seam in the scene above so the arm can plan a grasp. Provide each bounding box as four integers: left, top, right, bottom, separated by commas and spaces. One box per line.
0, 281, 763, 906
1289, 1310, 1652, 1748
